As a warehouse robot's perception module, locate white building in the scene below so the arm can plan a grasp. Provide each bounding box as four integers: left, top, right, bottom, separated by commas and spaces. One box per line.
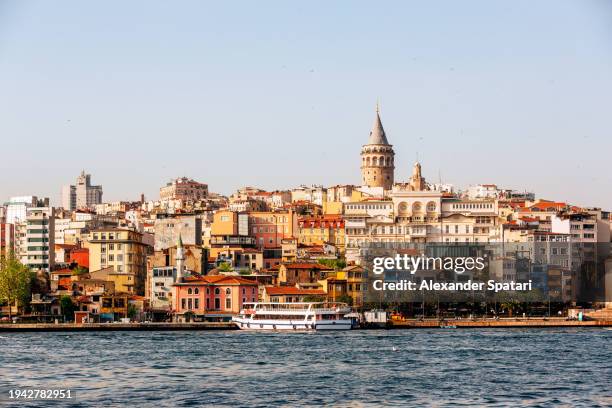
22, 206, 55, 273
5, 196, 41, 225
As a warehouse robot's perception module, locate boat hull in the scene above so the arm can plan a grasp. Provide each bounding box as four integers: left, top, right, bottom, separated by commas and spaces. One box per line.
232, 317, 352, 331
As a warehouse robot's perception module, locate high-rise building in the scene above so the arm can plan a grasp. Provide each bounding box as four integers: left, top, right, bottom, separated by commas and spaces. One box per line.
62, 171, 103, 210
22, 206, 55, 273
360, 105, 395, 190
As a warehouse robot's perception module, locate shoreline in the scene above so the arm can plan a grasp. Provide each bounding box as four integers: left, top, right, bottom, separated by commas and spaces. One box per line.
389, 318, 612, 329
1, 319, 611, 332
0, 322, 237, 332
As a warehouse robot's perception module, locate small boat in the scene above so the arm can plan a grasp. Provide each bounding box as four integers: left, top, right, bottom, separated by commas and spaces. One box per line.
440, 324, 457, 329
232, 302, 352, 331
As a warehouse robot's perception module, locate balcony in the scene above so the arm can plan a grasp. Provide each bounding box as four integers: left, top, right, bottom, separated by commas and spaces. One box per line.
211, 235, 256, 247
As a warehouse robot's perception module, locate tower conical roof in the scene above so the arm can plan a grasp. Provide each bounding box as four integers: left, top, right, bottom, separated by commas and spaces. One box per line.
367, 107, 389, 145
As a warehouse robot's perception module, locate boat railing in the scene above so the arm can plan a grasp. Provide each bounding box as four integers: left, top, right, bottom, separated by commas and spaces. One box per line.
242, 302, 350, 314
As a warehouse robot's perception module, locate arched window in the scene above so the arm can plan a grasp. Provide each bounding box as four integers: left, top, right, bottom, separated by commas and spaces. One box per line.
386, 157, 391, 166
187, 288, 192, 295
379, 156, 384, 166
366, 157, 371, 166
225, 288, 231, 295
194, 288, 199, 295
427, 201, 436, 212
412, 201, 423, 213
372, 157, 378, 166
214, 288, 220, 295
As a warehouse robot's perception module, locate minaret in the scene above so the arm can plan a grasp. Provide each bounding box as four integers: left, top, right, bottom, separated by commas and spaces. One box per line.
175, 234, 185, 282
360, 103, 395, 189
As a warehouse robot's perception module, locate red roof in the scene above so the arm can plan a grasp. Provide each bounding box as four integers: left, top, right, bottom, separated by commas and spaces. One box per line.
265, 286, 326, 296
282, 263, 332, 270
181, 274, 258, 286
528, 201, 568, 212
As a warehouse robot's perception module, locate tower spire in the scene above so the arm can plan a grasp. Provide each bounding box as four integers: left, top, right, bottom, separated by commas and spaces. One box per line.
368, 103, 389, 145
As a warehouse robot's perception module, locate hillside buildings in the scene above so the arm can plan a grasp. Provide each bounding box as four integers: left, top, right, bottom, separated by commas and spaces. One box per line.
160, 177, 208, 201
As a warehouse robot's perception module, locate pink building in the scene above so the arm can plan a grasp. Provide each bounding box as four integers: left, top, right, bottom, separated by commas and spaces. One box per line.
173, 274, 258, 321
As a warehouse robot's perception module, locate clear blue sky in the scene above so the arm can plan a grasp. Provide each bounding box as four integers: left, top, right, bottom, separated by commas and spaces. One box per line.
1, 1, 611, 209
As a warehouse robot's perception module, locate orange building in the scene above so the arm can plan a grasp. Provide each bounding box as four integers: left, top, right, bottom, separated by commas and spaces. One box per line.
249, 210, 297, 249
69, 248, 89, 269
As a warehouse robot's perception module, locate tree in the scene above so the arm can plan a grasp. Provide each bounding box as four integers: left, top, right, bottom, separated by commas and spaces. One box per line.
302, 295, 325, 302
72, 266, 88, 276
336, 294, 353, 306
127, 303, 138, 320
218, 262, 232, 272
60, 295, 76, 322
0, 254, 31, 319
318, 258, 347, 270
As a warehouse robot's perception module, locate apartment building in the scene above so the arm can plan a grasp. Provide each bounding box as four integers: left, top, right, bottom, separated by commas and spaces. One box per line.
22, 206, 55, 273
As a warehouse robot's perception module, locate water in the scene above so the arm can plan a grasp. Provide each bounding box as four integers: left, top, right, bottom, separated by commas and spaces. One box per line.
1, 329, 611, 407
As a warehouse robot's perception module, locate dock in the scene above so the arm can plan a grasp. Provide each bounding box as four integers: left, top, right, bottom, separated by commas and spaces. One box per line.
0, 322, 238, 332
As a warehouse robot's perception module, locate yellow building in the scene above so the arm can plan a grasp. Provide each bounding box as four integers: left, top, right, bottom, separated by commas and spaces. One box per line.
89, 267, 137, 294
335, 265, 365, 306
87, 228, 150, 295
297, 215, 345, 253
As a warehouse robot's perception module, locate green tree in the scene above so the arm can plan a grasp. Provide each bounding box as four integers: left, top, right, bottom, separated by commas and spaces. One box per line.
60, 295, 76, 322
0, 254, 31, 319
72, 266, 88, 276
336, 294, 353, 306
318, 258, 347, 270
218, 262, 232, 272
302, 295, 326, 302
127, 303, 138, 320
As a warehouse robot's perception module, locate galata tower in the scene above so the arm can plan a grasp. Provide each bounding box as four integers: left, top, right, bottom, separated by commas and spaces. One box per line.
360, 105, 395, 189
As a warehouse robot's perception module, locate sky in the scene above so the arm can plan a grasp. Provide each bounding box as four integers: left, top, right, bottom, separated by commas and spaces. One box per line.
1, 0, 611, 209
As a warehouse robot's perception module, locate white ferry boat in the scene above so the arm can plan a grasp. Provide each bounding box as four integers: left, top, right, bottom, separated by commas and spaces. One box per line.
232, 302, 353, 331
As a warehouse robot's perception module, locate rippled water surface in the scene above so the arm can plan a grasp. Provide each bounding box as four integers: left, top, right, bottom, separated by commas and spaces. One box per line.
1, 329, 611, 407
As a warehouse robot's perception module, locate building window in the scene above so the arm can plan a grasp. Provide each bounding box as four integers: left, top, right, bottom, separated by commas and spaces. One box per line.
225, 297, 232, 310
194, 288, 199, 295
181, 299, 186, 309
188, 288, 192, 295
194, 299, 199, 309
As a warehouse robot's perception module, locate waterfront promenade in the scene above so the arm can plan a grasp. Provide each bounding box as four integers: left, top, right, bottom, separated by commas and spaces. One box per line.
389, 317, 612, 328
1, 318, 611, 331
0, 322, 237, 332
